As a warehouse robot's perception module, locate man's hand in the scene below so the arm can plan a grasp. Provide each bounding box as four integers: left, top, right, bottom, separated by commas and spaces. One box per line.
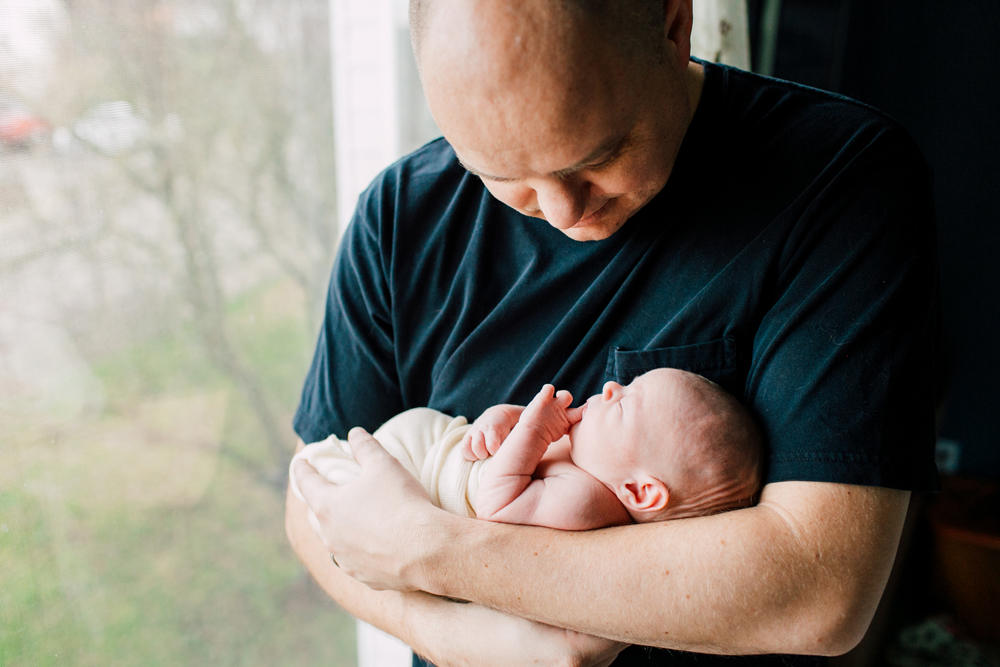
293, 427, 456, 592
411, 597, 627, 667
460, 404, 525, 461
285, 449, 627, 667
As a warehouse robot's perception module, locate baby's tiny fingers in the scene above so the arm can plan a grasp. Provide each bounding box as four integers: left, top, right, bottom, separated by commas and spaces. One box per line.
566, 405, 585, 423
554, 389, 573, 408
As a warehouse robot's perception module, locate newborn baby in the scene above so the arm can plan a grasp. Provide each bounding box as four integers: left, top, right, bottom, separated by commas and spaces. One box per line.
467, 368, 762, 528
289, 368, 761, 530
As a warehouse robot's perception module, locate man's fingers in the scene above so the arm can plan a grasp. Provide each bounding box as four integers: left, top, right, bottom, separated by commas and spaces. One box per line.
305, 507, 325, 539
292, 458, 334, 505
347, 427, 393, 467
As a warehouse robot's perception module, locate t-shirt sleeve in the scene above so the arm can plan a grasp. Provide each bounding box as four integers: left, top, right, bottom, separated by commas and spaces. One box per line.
748, 126, 940, 490
293, 178, 404, 443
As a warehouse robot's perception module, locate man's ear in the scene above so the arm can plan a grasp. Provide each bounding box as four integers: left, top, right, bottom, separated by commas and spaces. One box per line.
618, 477, 669, 513
663, 0, 694, 66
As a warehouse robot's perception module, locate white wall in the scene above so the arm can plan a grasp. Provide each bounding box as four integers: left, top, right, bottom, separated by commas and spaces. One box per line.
330, 0, 438, 239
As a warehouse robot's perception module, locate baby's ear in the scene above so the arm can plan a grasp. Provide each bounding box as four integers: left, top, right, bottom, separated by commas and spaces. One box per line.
618, 477, 669, 513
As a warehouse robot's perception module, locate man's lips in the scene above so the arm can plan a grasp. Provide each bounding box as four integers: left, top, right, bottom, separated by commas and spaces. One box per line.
574, 199, 613, 227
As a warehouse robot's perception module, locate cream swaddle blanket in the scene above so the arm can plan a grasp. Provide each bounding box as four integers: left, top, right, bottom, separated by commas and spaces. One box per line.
289, 408, 493, 518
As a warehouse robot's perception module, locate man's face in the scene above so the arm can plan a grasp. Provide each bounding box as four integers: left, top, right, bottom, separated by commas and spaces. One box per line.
419, 0, 698, 242
452, 100, 679, 242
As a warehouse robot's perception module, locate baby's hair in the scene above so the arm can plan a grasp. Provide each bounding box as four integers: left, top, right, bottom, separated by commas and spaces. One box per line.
636, 370, 762, 522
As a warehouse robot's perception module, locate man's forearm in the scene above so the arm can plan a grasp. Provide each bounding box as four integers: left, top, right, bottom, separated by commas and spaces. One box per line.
292, 429, 908, 658
286, 481, 478, 660
285, 481, 416, 638
414, 481, 910, 656
286, 481, 625, 667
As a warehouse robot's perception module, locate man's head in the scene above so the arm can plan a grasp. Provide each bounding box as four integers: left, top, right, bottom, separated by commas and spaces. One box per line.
569, 368, 762, 522
411, 0, 702, 241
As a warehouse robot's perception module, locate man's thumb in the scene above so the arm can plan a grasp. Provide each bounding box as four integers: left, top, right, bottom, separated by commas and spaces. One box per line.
347, 427, 390, 467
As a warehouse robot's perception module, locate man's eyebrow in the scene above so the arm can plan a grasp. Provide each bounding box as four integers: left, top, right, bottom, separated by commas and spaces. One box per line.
458, 132, 629, 183
551, 133, 629, 179
457, 158, 511, 182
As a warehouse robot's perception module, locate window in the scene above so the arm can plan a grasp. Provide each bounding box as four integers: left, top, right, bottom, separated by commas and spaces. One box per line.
1, 0, 355, 663
1, 1, 746, 664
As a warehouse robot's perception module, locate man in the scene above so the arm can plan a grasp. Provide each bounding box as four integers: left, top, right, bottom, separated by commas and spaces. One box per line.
287, 1, 939, 666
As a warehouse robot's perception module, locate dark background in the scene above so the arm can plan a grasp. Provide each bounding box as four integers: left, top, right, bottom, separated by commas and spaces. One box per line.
746, 0, 1000, 479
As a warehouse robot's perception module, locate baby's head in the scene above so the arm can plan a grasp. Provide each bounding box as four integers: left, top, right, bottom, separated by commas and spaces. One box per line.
568, 368, 761, 523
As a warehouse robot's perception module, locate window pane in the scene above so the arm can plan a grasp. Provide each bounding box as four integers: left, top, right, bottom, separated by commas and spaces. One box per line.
0, 1, 353, 664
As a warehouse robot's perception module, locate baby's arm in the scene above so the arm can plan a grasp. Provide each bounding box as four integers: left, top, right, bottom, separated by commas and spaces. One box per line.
487, 446, 633, 530
475, 386, 629, 529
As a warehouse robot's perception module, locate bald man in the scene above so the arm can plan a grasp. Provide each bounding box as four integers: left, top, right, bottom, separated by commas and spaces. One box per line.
287, 2, 939, 666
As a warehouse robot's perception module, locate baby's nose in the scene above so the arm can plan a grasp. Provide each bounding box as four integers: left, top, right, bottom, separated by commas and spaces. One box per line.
602, 381, 622, 400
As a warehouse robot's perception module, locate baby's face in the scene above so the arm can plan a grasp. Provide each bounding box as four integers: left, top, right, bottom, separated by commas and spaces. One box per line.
568, 372, 673, 489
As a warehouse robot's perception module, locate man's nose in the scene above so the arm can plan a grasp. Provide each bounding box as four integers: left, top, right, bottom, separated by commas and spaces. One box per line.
602, 381, 622, 400
534, 178, 588, 229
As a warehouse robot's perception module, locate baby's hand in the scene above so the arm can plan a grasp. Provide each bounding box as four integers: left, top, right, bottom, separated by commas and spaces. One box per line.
518, 384, 584, 445
461, 404, 525, 461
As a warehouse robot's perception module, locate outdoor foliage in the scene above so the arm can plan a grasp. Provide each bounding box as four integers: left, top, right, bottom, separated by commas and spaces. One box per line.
0, 0, 354, 664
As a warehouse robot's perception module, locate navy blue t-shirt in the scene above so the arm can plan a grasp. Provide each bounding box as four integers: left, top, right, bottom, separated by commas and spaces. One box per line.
294, 62, 939, 665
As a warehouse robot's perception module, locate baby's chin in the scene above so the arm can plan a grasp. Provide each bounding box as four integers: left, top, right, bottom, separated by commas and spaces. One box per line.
568, 420, 583, 442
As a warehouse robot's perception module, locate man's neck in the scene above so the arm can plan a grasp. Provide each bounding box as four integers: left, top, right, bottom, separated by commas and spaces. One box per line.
686, 60, 706, 124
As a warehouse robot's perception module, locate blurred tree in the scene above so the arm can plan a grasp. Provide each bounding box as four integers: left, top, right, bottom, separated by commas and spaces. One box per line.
3, 0, 339, 475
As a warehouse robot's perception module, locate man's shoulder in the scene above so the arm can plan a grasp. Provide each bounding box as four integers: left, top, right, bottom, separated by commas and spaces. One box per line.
393, 136, 462, 178
685, 62, 931, 234
352, 137, 492, 239
701, 62, 924, 171
717, 62, 900, 133
364, 137, 468, 204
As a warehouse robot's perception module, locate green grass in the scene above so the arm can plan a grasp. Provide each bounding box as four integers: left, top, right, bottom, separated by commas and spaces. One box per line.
0, 278, 357, 667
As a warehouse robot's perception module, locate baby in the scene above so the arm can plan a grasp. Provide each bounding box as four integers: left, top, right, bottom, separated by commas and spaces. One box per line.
289, 368, 761, 531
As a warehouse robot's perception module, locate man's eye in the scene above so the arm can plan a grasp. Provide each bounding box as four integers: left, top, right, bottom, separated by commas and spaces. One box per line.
587, 156, 616, 171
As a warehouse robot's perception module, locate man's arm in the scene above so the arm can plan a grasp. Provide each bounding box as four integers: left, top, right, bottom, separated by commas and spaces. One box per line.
306, 430, 910, 657
434, 480, 908, 655
285, 439, 627, 667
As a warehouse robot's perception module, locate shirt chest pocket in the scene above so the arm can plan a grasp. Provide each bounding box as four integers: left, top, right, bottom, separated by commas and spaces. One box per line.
605, 337, 742, 397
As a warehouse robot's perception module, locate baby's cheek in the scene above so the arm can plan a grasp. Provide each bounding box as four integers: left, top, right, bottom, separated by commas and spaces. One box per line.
567, 429, 596, 470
